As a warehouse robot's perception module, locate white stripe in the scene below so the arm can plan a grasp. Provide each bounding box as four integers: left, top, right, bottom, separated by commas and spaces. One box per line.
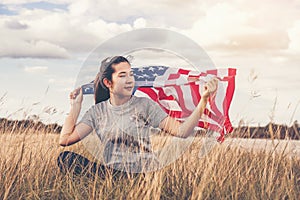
180, 85, 197, 111
217, 68, 229, 78
154, 68, 178, 86
161, 86, 179, 102
175, 74, 189, 85
159, 100, 182, 111
198, 74, 216, 83
213, 81, 227, 114
134, 90, 153, 98
188, 71, 201, 76
201, 114, 223, 127
160, 86, 195, 112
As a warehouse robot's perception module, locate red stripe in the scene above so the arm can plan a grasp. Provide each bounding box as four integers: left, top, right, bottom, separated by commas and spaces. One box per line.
208, 92, 223, 118
222, 70, 236, 133
178, 68, 190, 75
172, 85, 193, 118
190, 83, 201, 106
137, 87, 158, 101
203, 108, 225, 125
206, 69, 218, 76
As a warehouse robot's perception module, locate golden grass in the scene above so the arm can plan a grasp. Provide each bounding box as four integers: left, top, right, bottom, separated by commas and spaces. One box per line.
0, 132, 299, 200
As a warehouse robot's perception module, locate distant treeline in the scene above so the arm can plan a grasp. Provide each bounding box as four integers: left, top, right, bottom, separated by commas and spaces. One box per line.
0, 118, 62, 134
0, 118, 299, 140
231, 121, 300, 140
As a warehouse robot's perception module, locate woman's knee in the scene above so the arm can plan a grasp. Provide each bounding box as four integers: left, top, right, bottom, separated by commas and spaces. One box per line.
57, 151, 94, 175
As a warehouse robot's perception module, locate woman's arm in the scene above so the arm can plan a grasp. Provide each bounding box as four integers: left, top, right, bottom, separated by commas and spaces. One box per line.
59, 88, 93, 146
159, 78, 218, 138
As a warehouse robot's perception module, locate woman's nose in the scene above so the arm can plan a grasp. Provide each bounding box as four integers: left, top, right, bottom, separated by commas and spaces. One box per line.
126, 75, 134, 83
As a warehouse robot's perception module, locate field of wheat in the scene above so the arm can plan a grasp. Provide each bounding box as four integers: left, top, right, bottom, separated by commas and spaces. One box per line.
0, 131, 299, 200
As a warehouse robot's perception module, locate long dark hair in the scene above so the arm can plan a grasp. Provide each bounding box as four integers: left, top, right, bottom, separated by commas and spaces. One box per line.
94, 56, 130, 104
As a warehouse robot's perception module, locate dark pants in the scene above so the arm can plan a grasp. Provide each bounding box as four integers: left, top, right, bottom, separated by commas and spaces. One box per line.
57, 151, 127, 179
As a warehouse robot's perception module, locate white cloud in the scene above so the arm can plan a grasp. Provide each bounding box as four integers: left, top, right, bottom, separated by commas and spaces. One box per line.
0, 4, 134, 58
3, 0, 298, 60
286, 19, 300, 56
68, 0, 204, 28
133, 18, 146, 29
182, 1, 299, 56
0, 36, 70, 58
47, 77, 76, 90
24, 66, 48, 73
4, 19, 28, 29
1, 0, 72, 4
47, 77, 75, 85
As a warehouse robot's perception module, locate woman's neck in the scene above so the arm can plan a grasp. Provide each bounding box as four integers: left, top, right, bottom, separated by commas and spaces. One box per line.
109, 94, 132, 106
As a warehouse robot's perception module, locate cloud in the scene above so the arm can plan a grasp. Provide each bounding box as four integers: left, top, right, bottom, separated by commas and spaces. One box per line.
47, 77, 76, 92
208, 30, 290, 52
182, 1, 300, 56
48, 77, 75, 85
1, 0, 300, 61
1, 0, 72, 4
68, 0, 204, 28
24, 66, 48, 73
0, 38, 70, 58
0, 5, 133, 58
133, 18, 146, 29
5, 19, 28, 29
286, 19, 300, 55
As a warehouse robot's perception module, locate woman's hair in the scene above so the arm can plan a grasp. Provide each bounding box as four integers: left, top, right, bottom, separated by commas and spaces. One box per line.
94, 56, 130, 104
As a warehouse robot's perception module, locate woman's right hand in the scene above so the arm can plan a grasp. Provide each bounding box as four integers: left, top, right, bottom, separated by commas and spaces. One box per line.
69, 87, 83, 106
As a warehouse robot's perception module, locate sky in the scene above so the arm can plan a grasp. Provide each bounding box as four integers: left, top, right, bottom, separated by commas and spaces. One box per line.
0, 0, 300, 127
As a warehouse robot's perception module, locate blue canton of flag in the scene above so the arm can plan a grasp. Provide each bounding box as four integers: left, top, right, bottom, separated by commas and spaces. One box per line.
81, 82, 94, 95
81, 66, 169, 94
133, 66, 169, 87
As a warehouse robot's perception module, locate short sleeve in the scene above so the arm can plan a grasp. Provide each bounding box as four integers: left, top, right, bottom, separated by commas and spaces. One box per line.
146, 99, 168, 128
79, 106, 96, 129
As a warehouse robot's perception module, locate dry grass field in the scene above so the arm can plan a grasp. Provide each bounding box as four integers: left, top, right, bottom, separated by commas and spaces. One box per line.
0, 131, 299, 200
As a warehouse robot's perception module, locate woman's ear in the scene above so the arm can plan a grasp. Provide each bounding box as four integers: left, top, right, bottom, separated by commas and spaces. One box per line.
103, 78, 112, 89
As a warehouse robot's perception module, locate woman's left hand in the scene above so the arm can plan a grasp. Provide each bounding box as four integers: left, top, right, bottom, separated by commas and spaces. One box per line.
202, 78, 218, 99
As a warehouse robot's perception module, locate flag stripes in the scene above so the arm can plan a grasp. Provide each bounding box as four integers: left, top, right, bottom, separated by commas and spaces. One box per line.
133, 66, 236, 142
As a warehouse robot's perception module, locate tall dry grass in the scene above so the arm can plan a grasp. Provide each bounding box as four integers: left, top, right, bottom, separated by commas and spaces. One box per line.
0, 131, 299, 200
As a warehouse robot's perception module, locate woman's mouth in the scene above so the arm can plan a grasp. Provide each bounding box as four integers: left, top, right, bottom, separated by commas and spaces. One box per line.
124, 86, 133, 90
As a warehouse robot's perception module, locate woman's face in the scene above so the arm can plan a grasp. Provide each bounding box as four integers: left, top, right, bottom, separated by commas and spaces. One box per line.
109, 61, 135, 98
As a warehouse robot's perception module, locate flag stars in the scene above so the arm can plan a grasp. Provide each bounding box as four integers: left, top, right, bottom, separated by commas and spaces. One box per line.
138, 68, 145, 72
148, 66, 155, 71
136, 75, 144, 79
158, 66, 166, 71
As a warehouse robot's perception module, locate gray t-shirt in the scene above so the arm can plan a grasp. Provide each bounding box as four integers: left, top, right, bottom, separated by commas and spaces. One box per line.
79, 96, 168, 172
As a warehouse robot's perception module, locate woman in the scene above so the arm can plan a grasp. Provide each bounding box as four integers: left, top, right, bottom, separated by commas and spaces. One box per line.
58, 56, 218, 177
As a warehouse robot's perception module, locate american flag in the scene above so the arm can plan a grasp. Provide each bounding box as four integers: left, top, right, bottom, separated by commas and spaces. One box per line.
82, 66, 236, 142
